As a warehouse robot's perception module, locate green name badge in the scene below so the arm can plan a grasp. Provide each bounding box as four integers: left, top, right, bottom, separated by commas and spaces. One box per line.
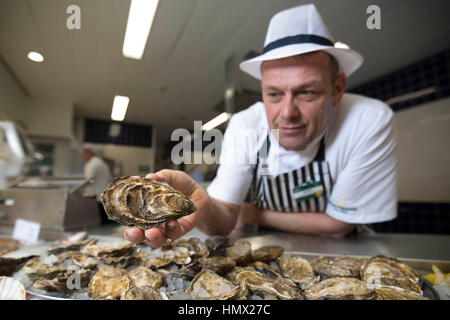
293, 181, 324, 202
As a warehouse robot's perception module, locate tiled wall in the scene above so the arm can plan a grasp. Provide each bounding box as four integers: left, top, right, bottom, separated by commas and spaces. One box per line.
350, 49, 450, 111
84, 118, 153, 148
350, 48, 450, 235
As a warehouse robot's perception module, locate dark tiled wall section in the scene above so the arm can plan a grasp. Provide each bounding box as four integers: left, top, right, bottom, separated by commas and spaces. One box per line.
84, 118, 153, 148
350, 48, 450, 235
350, 49, 450, 111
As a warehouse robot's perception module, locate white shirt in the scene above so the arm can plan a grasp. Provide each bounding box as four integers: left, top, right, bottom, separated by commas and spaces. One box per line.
84, 156, 112, 201
207, 93, 398, 224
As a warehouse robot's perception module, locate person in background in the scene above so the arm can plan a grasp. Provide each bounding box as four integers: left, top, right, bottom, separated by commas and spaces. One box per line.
81, 143, 113, 224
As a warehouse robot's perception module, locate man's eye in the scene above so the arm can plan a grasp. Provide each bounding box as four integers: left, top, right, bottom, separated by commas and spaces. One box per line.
300, 91, 314, 95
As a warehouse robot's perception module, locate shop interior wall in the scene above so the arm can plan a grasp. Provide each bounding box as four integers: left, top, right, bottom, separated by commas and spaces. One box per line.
395, 97, 450, 203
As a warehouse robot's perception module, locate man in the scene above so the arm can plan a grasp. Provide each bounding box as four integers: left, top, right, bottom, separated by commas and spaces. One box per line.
125, 4, 398, 247
82, 144, 113, 223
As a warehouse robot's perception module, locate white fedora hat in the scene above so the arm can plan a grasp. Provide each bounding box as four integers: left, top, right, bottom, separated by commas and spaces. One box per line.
240, 3, 364, 80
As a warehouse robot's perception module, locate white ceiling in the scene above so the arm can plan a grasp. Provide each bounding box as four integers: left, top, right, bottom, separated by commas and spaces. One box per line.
0, 0, 449, 147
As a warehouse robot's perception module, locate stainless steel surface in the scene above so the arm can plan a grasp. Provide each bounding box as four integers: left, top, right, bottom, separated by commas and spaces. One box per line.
0, 184, 101, 236
227, 228, 450, 262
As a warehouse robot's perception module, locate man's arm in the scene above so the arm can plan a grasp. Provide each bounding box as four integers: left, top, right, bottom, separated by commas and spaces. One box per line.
196, 198, 240, 236
238, 203, 355, 238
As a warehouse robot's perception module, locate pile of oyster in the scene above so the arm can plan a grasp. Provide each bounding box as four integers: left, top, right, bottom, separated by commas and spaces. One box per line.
1, 235, 429, 300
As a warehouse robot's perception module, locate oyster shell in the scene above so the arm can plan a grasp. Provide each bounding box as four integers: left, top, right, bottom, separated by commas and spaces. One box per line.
121, 286, 167, 300
225, 241, 253, 266
0, 276, 26, 300
101, 176, 197, 229
164, 247, 192, 265
88, 266, 130, 300
186, 270, 242, 300
232, 269, 303, 300
248, 290, 278, 300
0, 238, 20, 256
128, 267, 163, 289
0, 255, 39, 276
23, 263, 66, 281
47, 238, 99, 255
72, 254, 98, 270
205, 236, 229, 255
144, 257, 173, 269
375, 286, 427, 300
199, 256, 236, 275
360, 256, 422, 294
173, 237, 209, 259
277, 254, 318, 290
34, 269, 91, 293
83, 242, 136, 258
249, 261, 282, 279
310, 256, 367, 279
304, 277, 375, 300
99, 255, 141, 269
252, 246, 284, 262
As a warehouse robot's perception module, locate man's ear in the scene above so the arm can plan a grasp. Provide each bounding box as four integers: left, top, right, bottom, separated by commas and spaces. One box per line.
333, 73, 347, 107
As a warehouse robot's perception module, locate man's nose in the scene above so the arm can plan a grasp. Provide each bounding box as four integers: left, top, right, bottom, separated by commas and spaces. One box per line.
280, 95, 300, 120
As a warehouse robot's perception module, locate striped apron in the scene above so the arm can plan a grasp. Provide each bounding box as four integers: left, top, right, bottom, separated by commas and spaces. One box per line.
250, 134, 333, 213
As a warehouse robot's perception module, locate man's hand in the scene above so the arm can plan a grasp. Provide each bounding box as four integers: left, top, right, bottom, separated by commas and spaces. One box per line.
234, 202, 261, 229
123, 169, 209, 248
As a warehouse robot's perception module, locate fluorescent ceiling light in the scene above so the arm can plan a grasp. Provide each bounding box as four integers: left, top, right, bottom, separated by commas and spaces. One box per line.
334, 42, 350, 49
111, 95, 130, 121
122, 0, 159, 60
202, 112, 231, 131
27, 51, 44, 62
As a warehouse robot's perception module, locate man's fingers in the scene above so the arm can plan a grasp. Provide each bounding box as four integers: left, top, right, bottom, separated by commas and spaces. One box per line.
145, 173, 166, 182
124, 227, 145, 243
144, 227, 167, 248
164, 220, 185, 240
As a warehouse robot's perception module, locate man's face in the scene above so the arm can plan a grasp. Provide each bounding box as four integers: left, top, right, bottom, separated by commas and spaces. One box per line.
82, 149, 93, 162
262, 51, 346, 151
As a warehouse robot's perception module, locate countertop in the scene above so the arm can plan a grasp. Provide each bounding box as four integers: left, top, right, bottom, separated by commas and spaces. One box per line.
85, 224, 450, 262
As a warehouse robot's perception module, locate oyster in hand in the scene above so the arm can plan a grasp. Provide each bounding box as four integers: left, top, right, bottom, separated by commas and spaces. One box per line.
101, 176, 197, 229
304, 277, 375, 300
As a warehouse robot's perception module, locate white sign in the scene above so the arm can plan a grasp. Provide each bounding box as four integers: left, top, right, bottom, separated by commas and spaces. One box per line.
12, 219, 41, 245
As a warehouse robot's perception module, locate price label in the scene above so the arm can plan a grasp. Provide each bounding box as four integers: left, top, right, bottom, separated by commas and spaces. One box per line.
12, 219, 41, 245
